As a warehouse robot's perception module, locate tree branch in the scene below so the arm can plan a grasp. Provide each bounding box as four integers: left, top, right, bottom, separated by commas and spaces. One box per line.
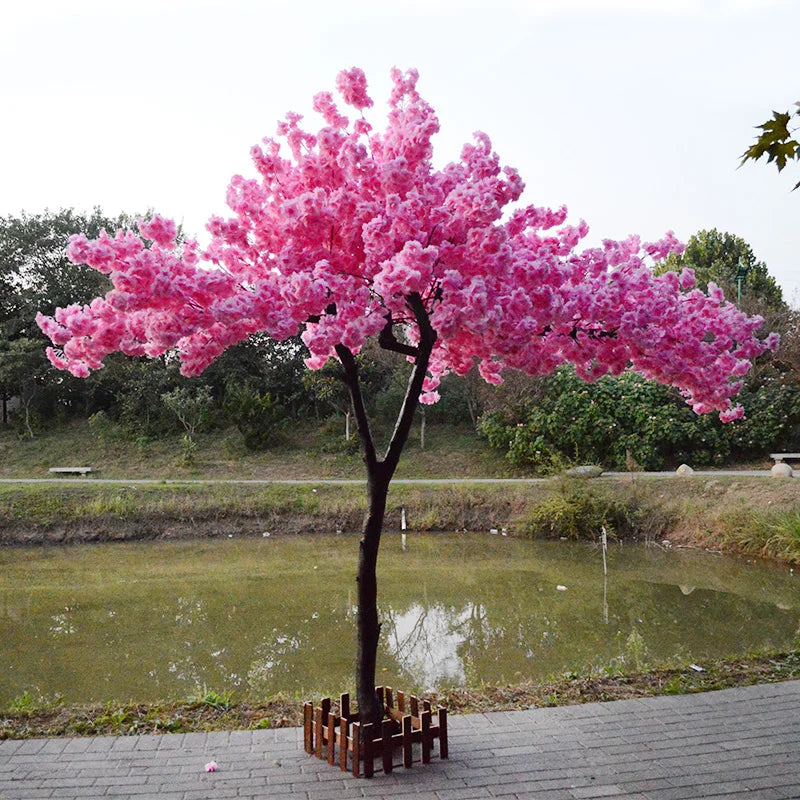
383, 292, 437, 475
334, 343, 378, 471
378, 316, 419, 357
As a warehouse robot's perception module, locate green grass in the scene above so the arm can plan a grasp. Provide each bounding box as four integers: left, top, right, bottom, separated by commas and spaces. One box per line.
0, 419, 510, 480
2, 648, 798, 739
4, 417, 800, 564
522, 478, 674, 542
718, 507, 800, 564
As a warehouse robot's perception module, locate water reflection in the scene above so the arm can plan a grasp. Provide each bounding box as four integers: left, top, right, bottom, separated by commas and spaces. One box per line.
386, 602, 472, 687
0, 535, 797, 704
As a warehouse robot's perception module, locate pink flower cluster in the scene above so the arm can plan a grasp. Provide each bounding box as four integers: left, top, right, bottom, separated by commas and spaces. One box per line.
37, 68, 778, 420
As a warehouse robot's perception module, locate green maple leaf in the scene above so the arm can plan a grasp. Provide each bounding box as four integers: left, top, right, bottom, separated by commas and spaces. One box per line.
741, 106, 800, 189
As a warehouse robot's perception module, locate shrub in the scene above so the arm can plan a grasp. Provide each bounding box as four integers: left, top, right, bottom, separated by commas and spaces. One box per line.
523, 480, 673, 542
315, 416, 360, 454
479, 365, 800, 472
224, 385, 284, 450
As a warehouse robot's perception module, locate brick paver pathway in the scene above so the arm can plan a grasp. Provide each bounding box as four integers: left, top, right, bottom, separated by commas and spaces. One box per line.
1, 681, 798, 800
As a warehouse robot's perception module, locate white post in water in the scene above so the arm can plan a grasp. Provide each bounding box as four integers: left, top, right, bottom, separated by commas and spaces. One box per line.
601, 525, 609, 625
401, 507, 407, 551
601, 526, 608, 576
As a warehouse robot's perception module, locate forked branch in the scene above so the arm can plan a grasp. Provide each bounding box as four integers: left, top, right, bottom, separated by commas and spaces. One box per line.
383, 292, 437, 475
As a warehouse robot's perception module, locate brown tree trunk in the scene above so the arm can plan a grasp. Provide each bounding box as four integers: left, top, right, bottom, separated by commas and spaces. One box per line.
355, 466, 389, 727
333, 292, 436, 732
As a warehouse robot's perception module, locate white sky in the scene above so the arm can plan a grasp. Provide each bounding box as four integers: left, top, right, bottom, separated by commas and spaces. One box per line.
2, 0, 798, 303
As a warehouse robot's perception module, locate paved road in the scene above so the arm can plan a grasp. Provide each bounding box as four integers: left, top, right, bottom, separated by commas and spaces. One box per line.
0, 471, 776, 485
2, 681, 798, 799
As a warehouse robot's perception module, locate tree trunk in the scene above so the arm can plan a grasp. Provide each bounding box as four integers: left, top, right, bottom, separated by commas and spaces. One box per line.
355, 465, 390, 727
334, 293, 436, 732
20, 382, 36, 440
22, 400, 34, 440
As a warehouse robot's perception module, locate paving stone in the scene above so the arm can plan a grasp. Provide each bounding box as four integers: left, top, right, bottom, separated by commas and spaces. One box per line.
0, 681, 798, 800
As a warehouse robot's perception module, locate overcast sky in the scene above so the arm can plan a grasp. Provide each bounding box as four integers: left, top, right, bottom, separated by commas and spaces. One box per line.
2, 0, 798, 304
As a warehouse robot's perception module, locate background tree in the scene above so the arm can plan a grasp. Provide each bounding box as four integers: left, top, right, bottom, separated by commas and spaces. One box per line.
741, 102, 800, 190
656, 229, 785, 314
202, 334, 310, 418
303, 363, 356, 439
0, 338, 44, 437
38, 68, 776, 731
162, 385, 213, 464
0, 209, 142, 425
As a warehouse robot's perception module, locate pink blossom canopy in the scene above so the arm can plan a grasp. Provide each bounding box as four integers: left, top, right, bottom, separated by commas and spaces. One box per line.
37, 67, 778, 421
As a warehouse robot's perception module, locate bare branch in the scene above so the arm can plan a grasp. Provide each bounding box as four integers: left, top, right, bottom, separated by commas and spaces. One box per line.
334, 343, 378, 471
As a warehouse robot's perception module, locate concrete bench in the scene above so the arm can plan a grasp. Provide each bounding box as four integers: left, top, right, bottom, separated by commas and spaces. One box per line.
770, 453, 800, 464
48, 467, 94, 476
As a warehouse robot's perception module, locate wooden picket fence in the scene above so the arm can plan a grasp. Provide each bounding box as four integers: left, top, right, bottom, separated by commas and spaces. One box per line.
303, 687, 448, 778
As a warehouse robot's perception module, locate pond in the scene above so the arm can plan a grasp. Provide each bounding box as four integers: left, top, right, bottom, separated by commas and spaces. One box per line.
1, 534, 798, 705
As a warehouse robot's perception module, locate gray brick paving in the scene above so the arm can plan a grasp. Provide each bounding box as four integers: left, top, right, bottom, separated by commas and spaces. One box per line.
1, 681, 798, 800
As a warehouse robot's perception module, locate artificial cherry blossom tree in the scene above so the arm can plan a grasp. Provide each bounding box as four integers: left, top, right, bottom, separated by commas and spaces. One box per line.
38, 67, 777, 727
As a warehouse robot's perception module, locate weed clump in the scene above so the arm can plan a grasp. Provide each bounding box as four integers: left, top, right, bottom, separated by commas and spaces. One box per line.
718, 507, 800, 565
523, 480, 673, 542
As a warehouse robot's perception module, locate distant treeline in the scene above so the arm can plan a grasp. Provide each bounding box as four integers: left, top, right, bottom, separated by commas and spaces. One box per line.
2, 209, 798, 470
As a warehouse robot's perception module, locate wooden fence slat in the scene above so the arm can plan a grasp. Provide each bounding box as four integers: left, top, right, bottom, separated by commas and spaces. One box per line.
382, 719, 393, 774
385, 706, 424, 730
438, 707, 449, 759
423, 699, 432, 713
303, 703, 313, 754
375, 685, 385, 708
402, 715, 413, 769
314, 707, 324, 758
339, 715, 348, 772
320, 697, 331, 723
410, 695, 419, 717
351, 722, 361, 778
327, 712, 336, 765
385, 687, 394, 710
397, 690, 405, 713
340, 692, 350, 720
421, 709, 431, 764
363, 723, 374, 778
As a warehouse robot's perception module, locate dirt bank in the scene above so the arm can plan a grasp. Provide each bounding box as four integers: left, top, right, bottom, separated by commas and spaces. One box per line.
1, 476, 799, 562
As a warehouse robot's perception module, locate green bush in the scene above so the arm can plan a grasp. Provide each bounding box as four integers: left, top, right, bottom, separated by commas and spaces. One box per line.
314, 416, 360, 454
224, 385, 284, 450
113, 360, 182, 437
479, 365, 800, 472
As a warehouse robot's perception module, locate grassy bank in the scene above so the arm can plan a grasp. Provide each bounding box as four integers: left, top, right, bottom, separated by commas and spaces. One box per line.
0, 481, 535, 545
2, 648, 798, 739
2, 475, 800, 563
0, 420, 508, 480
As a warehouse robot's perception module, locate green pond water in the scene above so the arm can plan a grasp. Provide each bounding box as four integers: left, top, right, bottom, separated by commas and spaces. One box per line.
1, 534, 798, 705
